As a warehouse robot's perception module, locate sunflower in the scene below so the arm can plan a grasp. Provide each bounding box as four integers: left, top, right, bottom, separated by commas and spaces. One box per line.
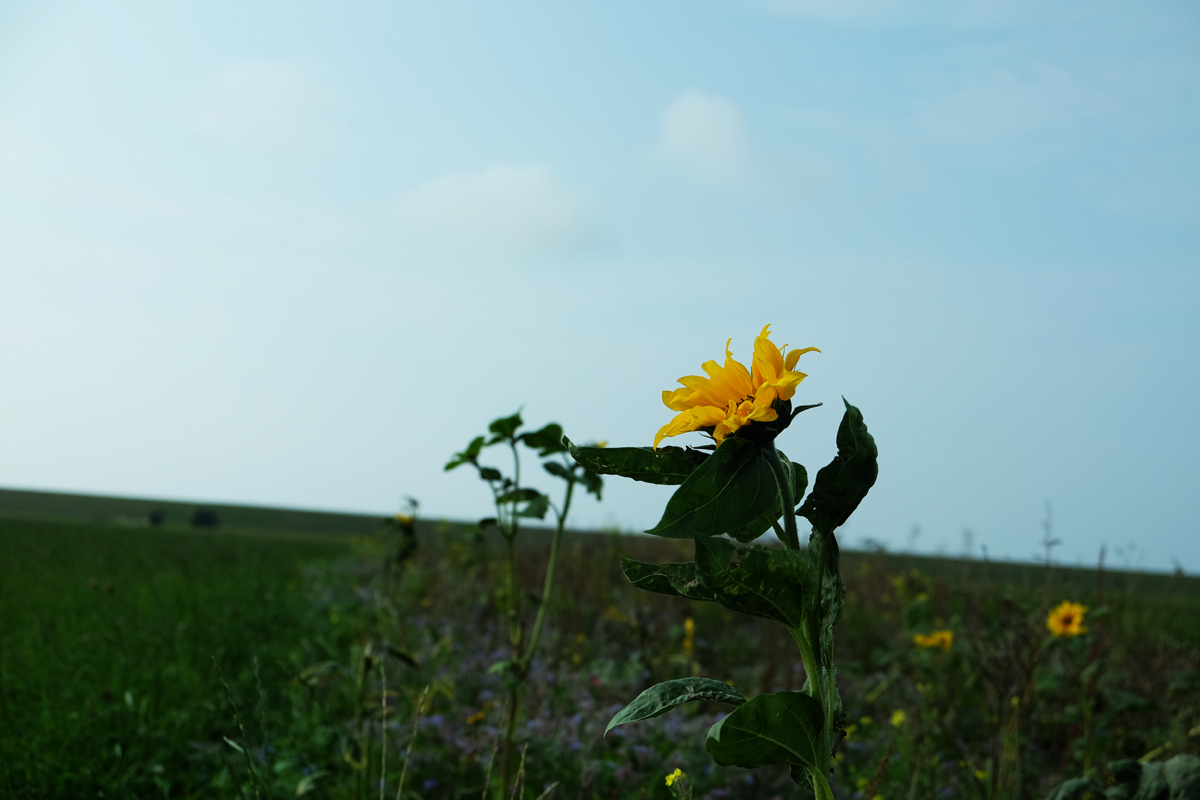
913, 630, 954, 651
1046, 600, 1088, 637
654, 325, 819, 449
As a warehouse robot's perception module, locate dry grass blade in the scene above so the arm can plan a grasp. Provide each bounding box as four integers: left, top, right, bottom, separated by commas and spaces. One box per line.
380, 657, 387, 800
395, 685, 429, 800
480, 738, 499, 800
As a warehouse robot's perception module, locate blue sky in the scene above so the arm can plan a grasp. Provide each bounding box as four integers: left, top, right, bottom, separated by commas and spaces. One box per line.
1, 1, 1197, 570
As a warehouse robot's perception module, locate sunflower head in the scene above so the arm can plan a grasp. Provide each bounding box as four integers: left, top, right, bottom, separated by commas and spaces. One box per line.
1046, 600, 1088, 637
654, 325, 819, 449
913, 630, 954, 651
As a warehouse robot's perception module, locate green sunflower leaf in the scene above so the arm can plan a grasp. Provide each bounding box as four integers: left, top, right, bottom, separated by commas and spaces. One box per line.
516, 493, 550, 519
728, 452, 808, 543
487, 411, 524, 442
693, 537, 817, 628
521, 423, 567, 456
445, 436, 486, 471
542, 461, 572, 479
605, 678, 746, 735
580, 469, 603, 499
619, 555, 716, 601
705, 691, 825, 770
565, 439, 708, 486
647, 438, 777, 538
797, 400, 878, 536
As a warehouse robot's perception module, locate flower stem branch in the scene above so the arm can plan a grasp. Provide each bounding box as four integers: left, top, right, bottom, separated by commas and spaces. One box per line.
762, 444, 800, 550
522, 474, 575, 673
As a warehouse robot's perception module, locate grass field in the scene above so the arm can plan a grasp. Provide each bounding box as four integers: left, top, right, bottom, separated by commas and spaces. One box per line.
1, 493, 1198, 799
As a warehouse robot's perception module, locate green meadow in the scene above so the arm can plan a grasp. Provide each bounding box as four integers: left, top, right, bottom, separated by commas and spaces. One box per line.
1, 490, 1197, 799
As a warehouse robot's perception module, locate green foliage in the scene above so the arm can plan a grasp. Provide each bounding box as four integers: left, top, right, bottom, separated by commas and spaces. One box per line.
605, 678, 746, 735
797, 399, 879, 536
565, 440, 709, 485
646, 438, 778, 539
705, 691, 825, 771
693, 537, 818, 628
446, 410, 604, 790
618, 555, 716, 601
487, 411, 524, 441
0, 519, 351, 799
597, 399, 879, 791
445, 435, 486, 471
1045, 754, 1200, 800
728, 452, 806, 543
5, 507, 1199, 799
521, 423, 568, 455
1043, 776, 1104, 800
602, 400, 880, 791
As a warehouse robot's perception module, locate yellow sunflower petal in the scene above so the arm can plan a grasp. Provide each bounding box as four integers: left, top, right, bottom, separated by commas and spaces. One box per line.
784, 346, 820, 371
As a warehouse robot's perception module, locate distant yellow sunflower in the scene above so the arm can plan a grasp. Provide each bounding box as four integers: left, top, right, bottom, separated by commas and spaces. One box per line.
1047, 601, 1088, 637
654, 325, 819, 449
913, 630, 954, 651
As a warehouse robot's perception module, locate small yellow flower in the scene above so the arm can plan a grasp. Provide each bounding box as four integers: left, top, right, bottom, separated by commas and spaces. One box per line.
665, 768, 684, 787
395, 513, 415, 525
891, 709, 907, 727
602, 605, 628, 624
654, 325, 819, 448
913, 630, 954, 651
1047, 601, 1088, 637
683, 617, 695, 659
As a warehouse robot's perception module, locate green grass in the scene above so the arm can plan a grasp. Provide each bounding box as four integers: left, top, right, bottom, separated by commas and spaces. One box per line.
0, 517, 354, 799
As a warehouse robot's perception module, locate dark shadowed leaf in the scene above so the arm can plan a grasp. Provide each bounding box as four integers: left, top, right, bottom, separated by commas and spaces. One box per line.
808, 525, 846, 669
565, 439, 708, 485
580, 469, 603, 499
705, 691, 825, 770
521, 423, 566, 455
1042, 777, 1104, 800
479, 467, 503, 482
496, 488, 542, 504
605, 678, 746, 735
647, 438, 776, 538
488, 411, 524, 441
543, 461, 572, 479
797, 400, 878, 535
445, 436, 486, 471
729, 452, 808, 543
694, 537, 817, 627
619, 555, 717, 601
517, 494, 550, 519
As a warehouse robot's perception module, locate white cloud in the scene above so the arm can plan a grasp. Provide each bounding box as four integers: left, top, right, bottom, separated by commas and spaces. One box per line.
393, 165, 592, 255
657, 91, 751, 187
189, 61, 336, 150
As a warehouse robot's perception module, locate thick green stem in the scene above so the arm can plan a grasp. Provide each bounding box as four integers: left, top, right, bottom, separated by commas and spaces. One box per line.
789, 523, 840, 793
523, 477, 575, 671
809, 769, 835, 800
762, 444, 800, 550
